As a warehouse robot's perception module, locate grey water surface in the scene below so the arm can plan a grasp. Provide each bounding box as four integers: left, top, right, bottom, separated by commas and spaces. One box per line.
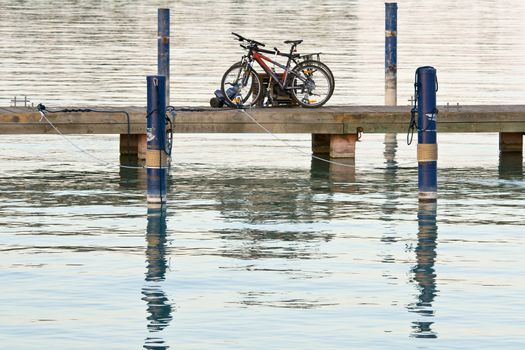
1, 1, 525, 349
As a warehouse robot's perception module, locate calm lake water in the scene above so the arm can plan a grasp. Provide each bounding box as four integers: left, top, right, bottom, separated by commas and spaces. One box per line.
1, 0, 525, 349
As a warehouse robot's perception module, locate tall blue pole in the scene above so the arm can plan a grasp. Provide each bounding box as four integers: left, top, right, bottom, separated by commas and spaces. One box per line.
146, 75, 167, 207
416, 67, 438, 201
158, 8, 170, 104
385, 2, 397, 106
384, 3, 398, 170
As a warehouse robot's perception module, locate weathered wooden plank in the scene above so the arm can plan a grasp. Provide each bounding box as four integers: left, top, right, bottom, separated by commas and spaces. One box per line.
438, 122, 525, 133
344, 123, 407, 134
1, 105, 525, 135
0, 122, 344, 134
176, 123, 345, 134
0, 124, 146, 134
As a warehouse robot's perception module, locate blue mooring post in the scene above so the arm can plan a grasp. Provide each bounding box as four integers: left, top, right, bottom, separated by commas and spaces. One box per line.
158, 8, 170, 104
385, 2, 397, 106
146, 75, 167, 208
416, 66, 438, 201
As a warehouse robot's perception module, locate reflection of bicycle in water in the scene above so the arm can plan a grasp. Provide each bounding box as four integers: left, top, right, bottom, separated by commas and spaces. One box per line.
220, 32, 335, 108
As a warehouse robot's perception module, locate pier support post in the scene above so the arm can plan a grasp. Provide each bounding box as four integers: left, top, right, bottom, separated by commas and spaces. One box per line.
120, 134, 147, 163
416, 67, 438, 201
385, 2, 397, 106
499, 132, 523, 154
330, 134, 358, 158
312, 134, 330, 155
499, 132, 523, 178
312, 134, 358, 158
158, 8, 170, 104
146, 75, 168, 207
138, 134, 148, 161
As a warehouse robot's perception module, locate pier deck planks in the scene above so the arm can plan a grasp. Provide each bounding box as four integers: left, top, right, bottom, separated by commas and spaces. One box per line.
1, 105, 525, 135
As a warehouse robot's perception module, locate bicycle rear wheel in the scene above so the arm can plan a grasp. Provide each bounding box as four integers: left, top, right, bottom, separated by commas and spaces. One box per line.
300, 59, 335, 87
288, 61, 334, 108
220, 62, 263, 108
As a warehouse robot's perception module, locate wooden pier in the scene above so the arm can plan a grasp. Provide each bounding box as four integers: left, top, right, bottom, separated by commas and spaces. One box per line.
0, 105, 524, 160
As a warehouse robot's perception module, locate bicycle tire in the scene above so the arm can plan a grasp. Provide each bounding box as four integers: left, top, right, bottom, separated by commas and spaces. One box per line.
220, 61, 263, 108
288, 61, 334, 108
296, 59, 335, 87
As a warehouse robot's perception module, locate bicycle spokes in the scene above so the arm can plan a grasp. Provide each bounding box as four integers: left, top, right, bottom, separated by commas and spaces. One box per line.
220, 62, 263, 108
220, 33, 334, 108
289, 64, 332, 107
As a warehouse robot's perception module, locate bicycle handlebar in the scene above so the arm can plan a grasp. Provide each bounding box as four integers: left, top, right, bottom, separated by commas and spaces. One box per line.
231, 32, 265, 47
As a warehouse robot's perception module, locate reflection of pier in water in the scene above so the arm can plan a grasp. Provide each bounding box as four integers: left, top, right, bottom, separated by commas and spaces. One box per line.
208, 156, 359, 260
379, 135, 400, 273
408, 201, 438, 339
310, 155, 356, 192
499, 152, 523, 180
381, 133, 399, 235
142, 208, 173, 349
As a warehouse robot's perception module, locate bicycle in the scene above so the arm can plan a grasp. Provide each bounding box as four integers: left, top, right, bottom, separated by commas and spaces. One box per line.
220, 32, 335, 108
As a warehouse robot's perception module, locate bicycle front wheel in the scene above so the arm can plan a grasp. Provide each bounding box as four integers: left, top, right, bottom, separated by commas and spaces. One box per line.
220, 62, 263, 108
289, 62, 334, 108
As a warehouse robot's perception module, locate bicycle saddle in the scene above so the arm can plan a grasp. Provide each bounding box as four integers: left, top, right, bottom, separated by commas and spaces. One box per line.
284, 40, 303, 45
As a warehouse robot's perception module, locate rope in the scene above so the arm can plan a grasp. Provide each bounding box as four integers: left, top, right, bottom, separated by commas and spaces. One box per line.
407, 109, 417, 145
30, 104, 175, 171
38, 109, 144, 170
239, 108, 355, 168
38, 105, 134, 165
0, 106, 19, 113
4, 104, 415, 171
407, 71, 419, 146
407, 68, 439, 146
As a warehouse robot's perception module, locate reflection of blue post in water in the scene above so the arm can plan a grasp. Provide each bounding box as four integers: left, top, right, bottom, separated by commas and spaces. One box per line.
381, 136, 399, 242
143, 208, 172, 349
384, 134, 398, 168
409, 201, 438, 338
146, 76, 168, 208
416, 67, 438, 201
384, 3, 398, 173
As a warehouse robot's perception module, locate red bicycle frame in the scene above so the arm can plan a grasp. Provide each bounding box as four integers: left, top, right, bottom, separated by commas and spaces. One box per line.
251, 51, 292, 90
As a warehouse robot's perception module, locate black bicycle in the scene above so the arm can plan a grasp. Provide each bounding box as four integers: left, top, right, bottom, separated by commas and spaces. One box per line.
220, 32, 335, 108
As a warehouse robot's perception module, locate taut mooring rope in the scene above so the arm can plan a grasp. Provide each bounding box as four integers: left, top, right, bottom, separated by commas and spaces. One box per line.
37, 108, 145, 170
239, 108, 356, 168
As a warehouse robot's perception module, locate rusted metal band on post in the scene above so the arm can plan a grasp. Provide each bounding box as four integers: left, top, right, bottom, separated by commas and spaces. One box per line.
146, 149, 169, 168
417, 143, 438, 162
385, 30, 397, 37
